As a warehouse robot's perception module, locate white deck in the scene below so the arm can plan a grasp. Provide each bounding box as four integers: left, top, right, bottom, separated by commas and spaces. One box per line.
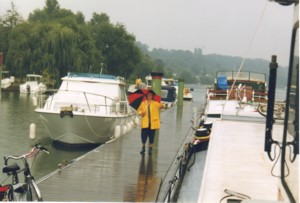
198, 119, 284, 202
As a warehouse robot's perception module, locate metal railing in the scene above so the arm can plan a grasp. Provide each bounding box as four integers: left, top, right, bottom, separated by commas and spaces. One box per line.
36, 89, 131, 115
206, 86, 267, 102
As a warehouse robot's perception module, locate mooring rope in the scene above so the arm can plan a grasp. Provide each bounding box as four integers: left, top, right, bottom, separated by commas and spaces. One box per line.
222, 1, 269, 115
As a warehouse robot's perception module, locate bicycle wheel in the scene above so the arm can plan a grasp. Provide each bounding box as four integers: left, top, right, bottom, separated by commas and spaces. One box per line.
26, 179, 43, 201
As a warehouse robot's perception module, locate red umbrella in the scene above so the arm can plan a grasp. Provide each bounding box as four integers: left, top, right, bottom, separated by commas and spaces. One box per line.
128, 89, 161, 110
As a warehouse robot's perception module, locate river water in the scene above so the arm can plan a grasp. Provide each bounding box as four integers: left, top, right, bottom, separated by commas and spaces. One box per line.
0, 85, 286, 184
0, 91, 91, 184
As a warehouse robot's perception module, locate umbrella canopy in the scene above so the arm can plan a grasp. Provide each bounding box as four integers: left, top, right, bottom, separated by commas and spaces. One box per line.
128, 89, 161, 110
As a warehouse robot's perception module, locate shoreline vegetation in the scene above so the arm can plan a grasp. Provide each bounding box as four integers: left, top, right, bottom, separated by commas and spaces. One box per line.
0, 0, 288, 88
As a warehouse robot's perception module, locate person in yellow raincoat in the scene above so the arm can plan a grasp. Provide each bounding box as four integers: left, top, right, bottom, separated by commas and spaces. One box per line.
137, 91, 163, 155
135, 76, 142, 89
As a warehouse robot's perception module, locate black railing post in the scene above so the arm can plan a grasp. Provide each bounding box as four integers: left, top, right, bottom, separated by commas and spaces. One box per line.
265, 55, 279, 160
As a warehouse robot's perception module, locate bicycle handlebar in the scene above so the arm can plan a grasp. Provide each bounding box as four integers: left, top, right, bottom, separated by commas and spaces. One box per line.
4, 144, 49, 166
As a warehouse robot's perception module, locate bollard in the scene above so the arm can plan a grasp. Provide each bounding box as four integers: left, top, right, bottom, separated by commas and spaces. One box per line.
114, 125, 121, 138
32, 96, 37, 106
29, 123, 37, 140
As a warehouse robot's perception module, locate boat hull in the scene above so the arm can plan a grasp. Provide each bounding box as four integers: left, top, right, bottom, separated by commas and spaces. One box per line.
36, 110, 136, 146
20, 83, 47, 94
1, 78, 12, 89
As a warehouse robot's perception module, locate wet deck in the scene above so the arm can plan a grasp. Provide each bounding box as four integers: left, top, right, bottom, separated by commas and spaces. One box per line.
37, 101, 196, 202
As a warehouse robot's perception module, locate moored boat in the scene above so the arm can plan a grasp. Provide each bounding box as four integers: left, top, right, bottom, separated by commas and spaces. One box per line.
20, 74, 47, 94
183, 87, 193, 101
1, 71, 12, 89
198, 2, 299, 200
205, 71, 268, 120
145, 75, 178, 109
35, 73, 137, 147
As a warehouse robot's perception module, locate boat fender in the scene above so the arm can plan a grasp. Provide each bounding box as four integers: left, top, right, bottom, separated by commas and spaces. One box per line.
29, 123, 36, 140
203, 121, 213, 133
126, 122, 132, 131
134, 116, 140, 125
122, 125, 127, 135
129, 120, 135, 128
195, 128, 208, 137
114, 125, 121, 138
116, 102, 120, 113
32, 96, 37, 106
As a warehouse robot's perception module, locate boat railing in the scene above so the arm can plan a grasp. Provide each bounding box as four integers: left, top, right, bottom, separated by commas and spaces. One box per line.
207, 86, 267, 102
216, 71, 266, 83
36, 89, 131, 115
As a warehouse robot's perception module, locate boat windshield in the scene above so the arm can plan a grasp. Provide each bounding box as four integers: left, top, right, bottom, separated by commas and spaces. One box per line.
27, 75, 42, 82
60, 81, 122, 100
217, 71, 266, 83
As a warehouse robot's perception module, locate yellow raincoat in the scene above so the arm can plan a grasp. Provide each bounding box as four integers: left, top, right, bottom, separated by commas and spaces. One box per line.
137, 100, 163, 129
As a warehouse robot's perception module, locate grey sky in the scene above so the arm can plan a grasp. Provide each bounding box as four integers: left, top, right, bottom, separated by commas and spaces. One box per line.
0, 0, 295, 66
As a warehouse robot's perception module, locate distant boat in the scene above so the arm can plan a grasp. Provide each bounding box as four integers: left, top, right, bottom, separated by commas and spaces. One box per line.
145, 75, 178, 108
20, 74, 47, 94
145, 75, 178, 93
161, 85, 177, 109
1, 71, 12, 89
183, 87, 193, 101
35, 73, 137, 147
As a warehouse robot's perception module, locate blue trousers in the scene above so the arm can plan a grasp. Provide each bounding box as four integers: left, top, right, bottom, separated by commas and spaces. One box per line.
141, 128, 156, 144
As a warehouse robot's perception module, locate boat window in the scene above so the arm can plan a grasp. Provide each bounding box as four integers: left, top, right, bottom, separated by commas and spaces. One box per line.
249, 72, 266, 82
282, 23, 299, 203
60, 81, 120, 100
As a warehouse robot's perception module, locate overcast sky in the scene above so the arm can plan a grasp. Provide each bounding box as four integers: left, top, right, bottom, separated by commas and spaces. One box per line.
0, 0, 295, 66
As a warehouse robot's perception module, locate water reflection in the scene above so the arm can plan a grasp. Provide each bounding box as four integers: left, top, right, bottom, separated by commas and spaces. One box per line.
134, 155, 158, 202
0, 91, 89, 183
176, 105, 183, 123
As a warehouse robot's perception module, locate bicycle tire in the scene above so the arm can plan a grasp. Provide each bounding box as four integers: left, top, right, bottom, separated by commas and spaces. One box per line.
27, 179, 43, 201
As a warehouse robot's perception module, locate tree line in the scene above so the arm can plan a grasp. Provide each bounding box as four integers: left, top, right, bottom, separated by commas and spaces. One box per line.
0, 0, 288, 87
138, 44, 288, 87
0, 0, 170, 87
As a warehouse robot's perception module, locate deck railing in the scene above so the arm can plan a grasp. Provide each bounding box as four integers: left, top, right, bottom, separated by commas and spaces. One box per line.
36, 89, 131, 115
206, 86, 267, 102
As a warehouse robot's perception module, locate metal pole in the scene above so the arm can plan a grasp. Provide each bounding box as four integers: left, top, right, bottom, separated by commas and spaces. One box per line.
264, 55, 279, 160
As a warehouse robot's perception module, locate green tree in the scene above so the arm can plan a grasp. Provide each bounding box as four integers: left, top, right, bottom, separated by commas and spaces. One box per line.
1, 0, 153, 85
0, 2, 23, 28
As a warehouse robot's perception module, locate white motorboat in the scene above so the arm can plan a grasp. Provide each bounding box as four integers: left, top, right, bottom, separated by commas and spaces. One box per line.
20, 74, 47, 94
1, 78, 11, 89
1, 71, 12, 89
35, 73, 137, 147
183, 87, 193, 101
